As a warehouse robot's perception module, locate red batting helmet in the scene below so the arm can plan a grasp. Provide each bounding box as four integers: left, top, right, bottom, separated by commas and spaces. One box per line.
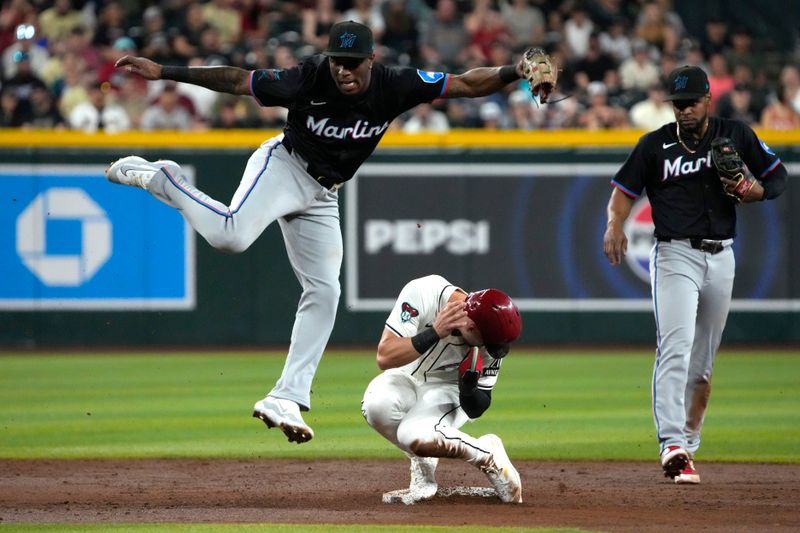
465, 289, 522, 358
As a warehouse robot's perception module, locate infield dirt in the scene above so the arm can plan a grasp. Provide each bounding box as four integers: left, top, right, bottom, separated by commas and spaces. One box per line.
1, 459, 798, 532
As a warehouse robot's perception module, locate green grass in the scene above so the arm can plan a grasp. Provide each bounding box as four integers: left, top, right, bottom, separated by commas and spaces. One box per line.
0, 526, 591, 533
0, 351, 798, 462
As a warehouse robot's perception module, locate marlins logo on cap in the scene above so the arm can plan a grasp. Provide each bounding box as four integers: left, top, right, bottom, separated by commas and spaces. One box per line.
324, 21, 374, 58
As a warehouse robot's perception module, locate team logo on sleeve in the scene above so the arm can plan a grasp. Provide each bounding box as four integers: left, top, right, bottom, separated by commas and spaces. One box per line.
416, 70, 445, 83
760, 140, 775, 156
257, 69, 283, 81
400, 302, 419, 322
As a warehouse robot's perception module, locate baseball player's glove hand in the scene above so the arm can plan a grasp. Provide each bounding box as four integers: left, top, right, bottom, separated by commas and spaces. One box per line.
520, 47, 558, 103
458, 348, 482, 396
710, 137, 757, 202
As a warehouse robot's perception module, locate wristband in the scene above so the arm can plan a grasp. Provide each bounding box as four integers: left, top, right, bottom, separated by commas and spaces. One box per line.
499, 65, 520, 84
161, 65, 190, 83
411, 328, 439, 354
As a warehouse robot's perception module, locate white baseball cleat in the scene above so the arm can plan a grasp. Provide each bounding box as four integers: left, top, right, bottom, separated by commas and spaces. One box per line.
252, 396, 314, 444
105, 155, 160, 189
478, 434, 523, 503
409, 456, 439, 501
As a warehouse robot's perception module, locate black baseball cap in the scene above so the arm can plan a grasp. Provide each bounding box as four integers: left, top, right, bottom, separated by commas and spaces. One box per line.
323, 21, 373, 58
664, 65, 710, 101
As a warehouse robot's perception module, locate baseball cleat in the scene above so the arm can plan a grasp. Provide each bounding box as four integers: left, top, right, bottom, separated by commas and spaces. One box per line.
478, 434, 522, 503
660, 445, 690, 479
409, 456, 438, 501
105, 155, 160, 189
674, 458, 700, 484
252, 396, 314, 444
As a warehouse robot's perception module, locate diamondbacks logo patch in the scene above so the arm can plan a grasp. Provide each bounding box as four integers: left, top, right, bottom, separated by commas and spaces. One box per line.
400, 302, 419, 323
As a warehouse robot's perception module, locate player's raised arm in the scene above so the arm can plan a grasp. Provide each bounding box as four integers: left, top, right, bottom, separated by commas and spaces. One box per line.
443, 48, 557, 101
115, 55, 251, 96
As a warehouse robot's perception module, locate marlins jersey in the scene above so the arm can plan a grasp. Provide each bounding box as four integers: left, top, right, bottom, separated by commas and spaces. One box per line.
385, 275, 500, 390
612, 117, 783, 239
248, 55, 449, 185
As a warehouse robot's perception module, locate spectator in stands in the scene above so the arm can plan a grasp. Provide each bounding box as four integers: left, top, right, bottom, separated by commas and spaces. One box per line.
444, 99, 477, 128
760, 84, 800, 130
572, 32, 617, 83
635, 1, 678, 54
65, 25, 100, 74
724, 27, 759, 73
0, 2, 36, 55
578, 80, 628, 129
172, 4, 210, 61
778, 64, 800, 115
478, 100, 505, 130
344, 0, 385, 44
507, 89, 542, 130
419, 0, 469, 70
658, 53, 677, 81
700, 17, 728, 59
382, 0, 419, 63
68, 81, 130, 133
707, 53, 735, 112
23, 84, 64, 128
619, 39, 659, 92
211, 97, 257, 129
301, 0, 339, 52
140, 82, 193, 131
97, 36, 136, 85
92, 1, 127, 50
498, 0, 545, 51
563, 3, 593, 59
716, 82, 757, 125
114, 72, 148, 129
202, 0, 241, 47
1, 88, 28, 126
598, 17, 632, 63
37, 0, 83, 44
465, 0, 511, 64
629, 84, 674, 130
2, 23, 48, 79
403, 102, 450, 133
139, 6, 172, 66
3, 50, 45, 115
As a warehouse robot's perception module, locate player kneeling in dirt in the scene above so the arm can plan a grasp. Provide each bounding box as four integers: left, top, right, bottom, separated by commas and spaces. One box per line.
361, 274, 523, 504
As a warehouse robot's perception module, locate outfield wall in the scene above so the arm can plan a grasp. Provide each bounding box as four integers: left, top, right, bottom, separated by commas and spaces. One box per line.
2, 129, 799, 347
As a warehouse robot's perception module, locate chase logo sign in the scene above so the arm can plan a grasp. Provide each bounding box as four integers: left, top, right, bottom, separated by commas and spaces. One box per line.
339, 32, 357, 48
0, 164, 195, 310
416, 70, 445, 83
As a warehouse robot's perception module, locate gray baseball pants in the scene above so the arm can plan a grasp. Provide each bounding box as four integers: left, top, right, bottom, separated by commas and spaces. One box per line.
650, 238, 735, 455
147, 134, 342, 410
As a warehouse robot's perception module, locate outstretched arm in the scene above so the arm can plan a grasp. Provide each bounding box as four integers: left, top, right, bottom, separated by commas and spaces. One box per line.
115, 56, 251, 95
442, 63, 524, 99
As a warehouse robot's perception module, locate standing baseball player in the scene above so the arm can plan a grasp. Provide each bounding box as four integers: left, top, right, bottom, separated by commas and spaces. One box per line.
361, 274, 523, 503
603, 65, 788, 483
104, 21, 557, 444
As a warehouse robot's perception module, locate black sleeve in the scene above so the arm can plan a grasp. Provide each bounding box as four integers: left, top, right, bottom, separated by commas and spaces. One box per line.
386, 66, 450, 115
249, 64, 305, 109
460, 389, 491, 419
611, 133, 651, 197
737, 123, 787, 200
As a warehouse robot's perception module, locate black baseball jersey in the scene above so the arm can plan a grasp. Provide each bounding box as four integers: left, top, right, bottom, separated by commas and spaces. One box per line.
612, 117, 785, 239
248, 55, 450, 185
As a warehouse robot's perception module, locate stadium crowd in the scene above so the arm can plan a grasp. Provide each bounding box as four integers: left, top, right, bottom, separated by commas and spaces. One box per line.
1, 0, 799, 132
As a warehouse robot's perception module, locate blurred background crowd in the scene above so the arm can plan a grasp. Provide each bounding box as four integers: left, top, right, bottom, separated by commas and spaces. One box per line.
1, 0, 799, 132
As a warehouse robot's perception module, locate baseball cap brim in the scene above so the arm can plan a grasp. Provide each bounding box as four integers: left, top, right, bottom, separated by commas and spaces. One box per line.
663, 92, 707, 101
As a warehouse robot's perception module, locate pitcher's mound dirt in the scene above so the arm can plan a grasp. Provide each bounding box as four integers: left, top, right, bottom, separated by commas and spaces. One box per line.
2, 459, 798, 532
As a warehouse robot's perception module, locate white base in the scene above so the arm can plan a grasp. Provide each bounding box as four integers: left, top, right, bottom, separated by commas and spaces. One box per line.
382, 486, 497, 505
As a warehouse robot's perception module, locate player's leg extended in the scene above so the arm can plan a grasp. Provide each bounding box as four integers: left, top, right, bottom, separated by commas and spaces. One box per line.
362, 369, 419, 446
267, 187, 342, 410
650, 241, 704, 456
108, 136, 311, 253
684, 246, 735, 454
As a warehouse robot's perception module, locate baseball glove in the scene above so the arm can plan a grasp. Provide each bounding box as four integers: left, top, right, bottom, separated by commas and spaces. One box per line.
521, 47, 557, 103
710, 137, 756, 201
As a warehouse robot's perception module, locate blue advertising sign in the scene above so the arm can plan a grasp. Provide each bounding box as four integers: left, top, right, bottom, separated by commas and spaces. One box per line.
346, 163, 799, 312
0, 164, 195, 310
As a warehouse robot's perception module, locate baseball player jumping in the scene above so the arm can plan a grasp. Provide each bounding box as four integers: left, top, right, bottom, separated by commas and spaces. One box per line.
603, 66, 788, 483
362, 274, 523, 503
105, 21, 556, 444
